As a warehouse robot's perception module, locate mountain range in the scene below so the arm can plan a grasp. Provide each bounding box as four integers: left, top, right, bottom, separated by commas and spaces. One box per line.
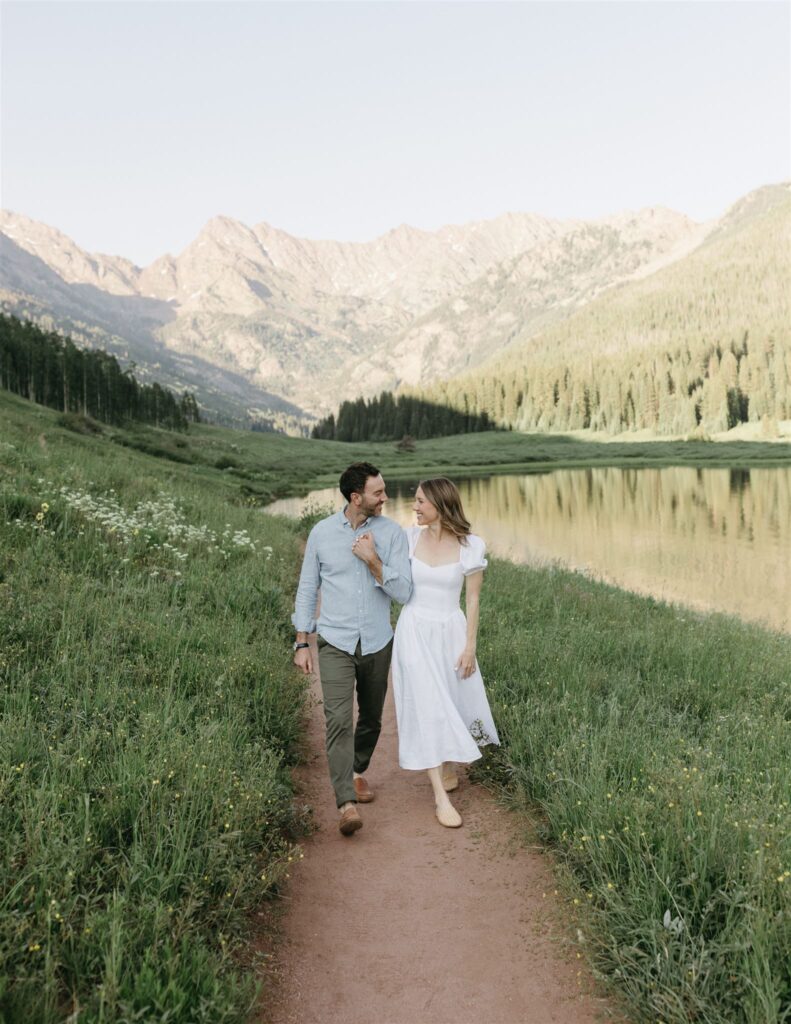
0, 184, 785, 430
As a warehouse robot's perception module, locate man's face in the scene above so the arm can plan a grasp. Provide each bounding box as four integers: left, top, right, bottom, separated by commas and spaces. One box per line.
356, 474, 387, 517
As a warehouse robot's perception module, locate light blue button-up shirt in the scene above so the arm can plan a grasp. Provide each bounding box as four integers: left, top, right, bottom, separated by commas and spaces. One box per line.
292, 508, 412, 655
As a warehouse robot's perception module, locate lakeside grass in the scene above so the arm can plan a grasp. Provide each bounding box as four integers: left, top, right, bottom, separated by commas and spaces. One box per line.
0, 395, 309, 1021
477, 561, 791, 1024
4, 389, 785, 508
2, 388, 790, 1023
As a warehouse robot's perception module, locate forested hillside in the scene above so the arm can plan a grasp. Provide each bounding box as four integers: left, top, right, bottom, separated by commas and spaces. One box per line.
0, 314, 199, 430
418, 187, 790, 436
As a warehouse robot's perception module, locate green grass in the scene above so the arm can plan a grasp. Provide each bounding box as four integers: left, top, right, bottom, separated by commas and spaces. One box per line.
476, 562, 791, 1024
207, 421, 791, 492
2, 387, 790, 1023
0, 394, 309, 1022
12, 391, 785, 509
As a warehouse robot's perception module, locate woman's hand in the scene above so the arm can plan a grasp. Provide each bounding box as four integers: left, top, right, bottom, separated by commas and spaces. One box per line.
455, 647, 477, 679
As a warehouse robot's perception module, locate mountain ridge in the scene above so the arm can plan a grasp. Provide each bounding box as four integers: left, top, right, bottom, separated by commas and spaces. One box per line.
1, 186, 783, 428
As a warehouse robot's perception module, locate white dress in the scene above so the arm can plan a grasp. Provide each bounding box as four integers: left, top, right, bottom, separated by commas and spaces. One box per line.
391, 527, 500, 770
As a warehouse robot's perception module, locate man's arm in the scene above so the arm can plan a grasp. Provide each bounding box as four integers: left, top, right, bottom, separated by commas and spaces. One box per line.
352, 527, 412, 605
292, 529, 320, 633
292, 531, 320, 674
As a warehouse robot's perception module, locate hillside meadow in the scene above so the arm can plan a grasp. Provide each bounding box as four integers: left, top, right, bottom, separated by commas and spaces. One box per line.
0, 394, 309, 1021
1, 388, 789, 1023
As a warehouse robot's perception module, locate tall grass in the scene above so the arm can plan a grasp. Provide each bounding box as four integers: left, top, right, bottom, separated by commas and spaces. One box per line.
0, 400, 308, 1022
477, 561, 791, 1023
2, 388, 789, 1022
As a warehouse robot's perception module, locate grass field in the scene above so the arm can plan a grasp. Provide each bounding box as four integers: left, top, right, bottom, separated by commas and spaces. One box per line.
1, 394, 309, 1021
476, 562, 790, 1024
2, 388, 789, 1023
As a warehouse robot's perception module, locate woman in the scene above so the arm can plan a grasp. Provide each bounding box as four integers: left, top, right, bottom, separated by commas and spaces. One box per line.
391, 477, 500, 828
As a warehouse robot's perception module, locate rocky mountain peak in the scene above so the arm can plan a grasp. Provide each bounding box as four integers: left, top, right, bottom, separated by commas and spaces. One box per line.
0, 209, 141, 294
3, 187, 775, 426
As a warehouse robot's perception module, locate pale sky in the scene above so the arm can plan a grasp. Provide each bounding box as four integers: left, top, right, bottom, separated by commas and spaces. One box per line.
2, 1, 789, 266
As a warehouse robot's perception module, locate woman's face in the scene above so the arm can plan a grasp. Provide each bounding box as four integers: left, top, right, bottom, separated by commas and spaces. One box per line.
413, 486, 439, 526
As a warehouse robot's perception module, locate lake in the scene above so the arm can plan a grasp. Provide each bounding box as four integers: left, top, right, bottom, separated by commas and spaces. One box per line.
265, 466, 791, 633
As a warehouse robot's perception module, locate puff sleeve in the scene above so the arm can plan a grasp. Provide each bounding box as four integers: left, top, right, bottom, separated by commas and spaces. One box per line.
461, 534, 488, 576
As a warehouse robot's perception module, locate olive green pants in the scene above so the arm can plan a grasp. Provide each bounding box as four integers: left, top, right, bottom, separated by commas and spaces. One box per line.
317, 636, 392, 807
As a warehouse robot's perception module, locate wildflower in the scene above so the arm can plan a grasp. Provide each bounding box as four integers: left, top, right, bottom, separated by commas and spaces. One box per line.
663, 910, 684, 934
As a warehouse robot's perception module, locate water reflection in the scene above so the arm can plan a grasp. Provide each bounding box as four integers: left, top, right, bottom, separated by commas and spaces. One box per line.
266, 466, 791, 633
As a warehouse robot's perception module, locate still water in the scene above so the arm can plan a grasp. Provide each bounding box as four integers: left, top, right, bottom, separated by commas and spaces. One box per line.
266, 466, 791, 634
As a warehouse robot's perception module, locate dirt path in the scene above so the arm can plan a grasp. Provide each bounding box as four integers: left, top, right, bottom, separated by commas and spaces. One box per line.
259, 648, 615, 1024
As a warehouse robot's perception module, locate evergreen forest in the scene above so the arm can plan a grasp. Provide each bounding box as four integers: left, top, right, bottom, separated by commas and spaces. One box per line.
311, 392, 496, 441
416, 196, 790, 437
0, 314, 200, 431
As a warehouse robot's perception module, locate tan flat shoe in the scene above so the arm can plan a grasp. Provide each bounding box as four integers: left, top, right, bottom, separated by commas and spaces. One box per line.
435, 803, 463, 828
442, 768, 459, 792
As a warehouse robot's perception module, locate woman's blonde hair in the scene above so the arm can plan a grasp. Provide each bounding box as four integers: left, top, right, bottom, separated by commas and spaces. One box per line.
418, 477, 471, 543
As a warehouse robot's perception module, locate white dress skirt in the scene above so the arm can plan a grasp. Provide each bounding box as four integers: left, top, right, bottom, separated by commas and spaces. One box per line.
391, 527, 500, 770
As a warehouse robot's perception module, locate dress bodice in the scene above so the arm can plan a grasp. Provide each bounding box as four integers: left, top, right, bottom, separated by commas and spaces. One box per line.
404, 527, 487, 621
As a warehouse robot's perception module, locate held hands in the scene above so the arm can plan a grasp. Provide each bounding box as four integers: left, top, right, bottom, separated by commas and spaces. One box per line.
351, 532, 377, 564
293, 647, 313, 676
455, 648, 477, 679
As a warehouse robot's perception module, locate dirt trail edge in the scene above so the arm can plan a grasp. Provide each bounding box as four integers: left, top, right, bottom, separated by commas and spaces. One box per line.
258, 648, 617, 1024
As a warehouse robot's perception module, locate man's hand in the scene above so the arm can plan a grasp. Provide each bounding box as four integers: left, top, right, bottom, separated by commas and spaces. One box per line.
293, 646, 313, 676
351, 532, 377, 564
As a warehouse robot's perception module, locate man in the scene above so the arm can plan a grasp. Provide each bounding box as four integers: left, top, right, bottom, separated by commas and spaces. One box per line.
292, 462, 412, 835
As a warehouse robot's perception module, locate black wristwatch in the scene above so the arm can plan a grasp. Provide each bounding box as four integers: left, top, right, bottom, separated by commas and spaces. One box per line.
293, 641, 310, 652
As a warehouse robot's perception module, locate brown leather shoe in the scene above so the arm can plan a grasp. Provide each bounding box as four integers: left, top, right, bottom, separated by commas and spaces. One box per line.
339, 805, 363, 836
353, 776, 375, 803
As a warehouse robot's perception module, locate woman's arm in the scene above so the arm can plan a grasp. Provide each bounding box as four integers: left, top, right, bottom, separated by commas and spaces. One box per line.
455, 569, 483, 679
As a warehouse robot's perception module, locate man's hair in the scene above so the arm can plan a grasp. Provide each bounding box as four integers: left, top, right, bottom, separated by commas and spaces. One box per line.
339, 462, 381, 502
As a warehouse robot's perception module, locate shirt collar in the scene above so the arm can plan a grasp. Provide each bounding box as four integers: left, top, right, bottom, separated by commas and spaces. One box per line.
339, 505, 370, 529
